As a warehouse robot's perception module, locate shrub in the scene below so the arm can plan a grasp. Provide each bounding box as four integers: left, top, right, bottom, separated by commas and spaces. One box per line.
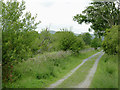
91, 36, 102, 50
59, 31, 76, 51
102, 25, 118, 55
70, 37, 85, 53
2, 0, 40, 82
80, 33, 92, 45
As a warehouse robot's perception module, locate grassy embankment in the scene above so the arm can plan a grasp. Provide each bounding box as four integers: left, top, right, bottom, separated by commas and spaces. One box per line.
4, 49, 101, 88
57, 52, 102, 88
90, 54, 118, 88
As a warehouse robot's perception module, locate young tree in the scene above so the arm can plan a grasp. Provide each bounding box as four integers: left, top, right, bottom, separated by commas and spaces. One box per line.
37, 28, 53, 53
2, 0, 40, 64
2, 0, 40, 82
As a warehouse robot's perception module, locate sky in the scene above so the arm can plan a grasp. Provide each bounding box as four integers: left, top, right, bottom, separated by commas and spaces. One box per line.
6, 0, 94, 34
23, 0, 94, 34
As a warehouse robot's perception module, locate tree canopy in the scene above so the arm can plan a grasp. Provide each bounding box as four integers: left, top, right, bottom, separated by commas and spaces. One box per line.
79, 33, 92, 45
73, 2, 119, 37
2, 0, 40, 64
102, 25, 118, 55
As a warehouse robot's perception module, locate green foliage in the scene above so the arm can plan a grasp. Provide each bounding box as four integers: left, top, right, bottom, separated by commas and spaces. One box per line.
79, 33, 92, 45
59, 31, 76, 51
58, 30, 85, 53
73, 2, 119, 37
58, 53, 101, 88
2, 0, 40, 82
102, 26, 118, 55
91, 36, 102, 50
37, 29, 53, 53
2, 0, 40, 64
3, 50, 98, 88
70, 37, 85, 53
90, 54, 118, 88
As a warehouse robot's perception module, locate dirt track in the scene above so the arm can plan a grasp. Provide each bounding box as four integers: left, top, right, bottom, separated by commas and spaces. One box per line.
48, 51, 103, 88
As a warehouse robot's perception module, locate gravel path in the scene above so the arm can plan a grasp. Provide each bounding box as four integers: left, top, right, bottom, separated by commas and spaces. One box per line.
48, 51, 103, 88
76, 52, 104, 88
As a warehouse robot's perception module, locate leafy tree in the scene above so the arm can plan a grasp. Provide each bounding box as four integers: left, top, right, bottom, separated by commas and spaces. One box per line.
59, 31, 76, 51
71, 36, 85, 53
79, 33, 92, 45
58, 30, 85, 53
91, 36, 102, 50
102, 25, 118, 55
2, 0, 40, 64
2, 0, 40, 82
37, 28, 53, 53
73, 2, 119, 37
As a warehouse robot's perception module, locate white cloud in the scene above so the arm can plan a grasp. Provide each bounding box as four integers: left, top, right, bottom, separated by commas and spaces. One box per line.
5, 0, 94, 34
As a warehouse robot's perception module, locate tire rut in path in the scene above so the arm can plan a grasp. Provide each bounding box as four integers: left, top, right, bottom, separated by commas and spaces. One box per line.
76, 52, 104, 88
48, 51, 103, 88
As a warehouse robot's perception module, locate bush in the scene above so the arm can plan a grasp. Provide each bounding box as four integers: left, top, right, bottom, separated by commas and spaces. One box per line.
59, 31, 85, 53
2, 0, 40, 82
102, 25, 118, 55
37, 29, 53, 53
91, 36, 102, 50
70, 37, 85, 53
80, 33, 92, 45
59, 31, 76, 51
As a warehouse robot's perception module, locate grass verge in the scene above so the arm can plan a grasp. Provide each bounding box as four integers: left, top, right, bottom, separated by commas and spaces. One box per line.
57, 53, 101, 88
3, 49, 100, 88
90, 54, 118, 88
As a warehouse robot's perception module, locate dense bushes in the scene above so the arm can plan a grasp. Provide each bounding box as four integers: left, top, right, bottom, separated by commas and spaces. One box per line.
102, 26, 118, 55
90, 54, 118, 88
37, 29, 53, 53
54, 31, 85, 53
2, 0, 40, 64
80, 33, 92, 45
2, 0, 40, 82
91, 36, 102, 50
2, 0, 94, 83
3, 51, 72, 87
59, 31, 76, 51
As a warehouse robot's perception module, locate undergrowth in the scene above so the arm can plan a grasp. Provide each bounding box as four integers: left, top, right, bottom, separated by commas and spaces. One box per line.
90, 54, 118, 88
3, 49, 100, 88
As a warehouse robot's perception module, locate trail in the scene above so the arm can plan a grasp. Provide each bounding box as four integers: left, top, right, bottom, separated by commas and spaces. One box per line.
48, 51, 103, 88
76, 52, 104, 88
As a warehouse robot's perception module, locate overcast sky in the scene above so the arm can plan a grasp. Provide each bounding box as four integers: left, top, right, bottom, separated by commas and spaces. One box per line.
6, 0, 94, 34
23, 0, 94, 34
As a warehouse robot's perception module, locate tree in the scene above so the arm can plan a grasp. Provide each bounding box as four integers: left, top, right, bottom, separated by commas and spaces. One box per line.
91, 36, 102, 50
102, 25, 118, 55
71, 36, 85, 53
2, 0, 40, 64
79, 33, 92, 45
2, 0, 40, 82
59, 31, 76, 51
73, 2, 119, 37
37, 28, 53, 53
58, 30, 85, 53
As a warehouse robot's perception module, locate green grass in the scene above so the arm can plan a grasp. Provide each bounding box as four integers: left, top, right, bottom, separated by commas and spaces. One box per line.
57, 53, 101, 88
90, 54, 118, 88
3, 49, 100, 88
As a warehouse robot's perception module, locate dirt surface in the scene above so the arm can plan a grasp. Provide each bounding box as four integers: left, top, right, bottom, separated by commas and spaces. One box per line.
48, 51, 103, 88
76, 52, 104, 88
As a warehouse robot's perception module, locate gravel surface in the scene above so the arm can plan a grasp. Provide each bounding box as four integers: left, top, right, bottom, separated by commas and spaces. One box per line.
48, 51, 103, 88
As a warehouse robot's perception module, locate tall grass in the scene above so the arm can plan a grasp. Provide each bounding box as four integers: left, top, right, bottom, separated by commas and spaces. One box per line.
90, 54, 118, 88
57, 53, 101, 88
3, 49, 99, 88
